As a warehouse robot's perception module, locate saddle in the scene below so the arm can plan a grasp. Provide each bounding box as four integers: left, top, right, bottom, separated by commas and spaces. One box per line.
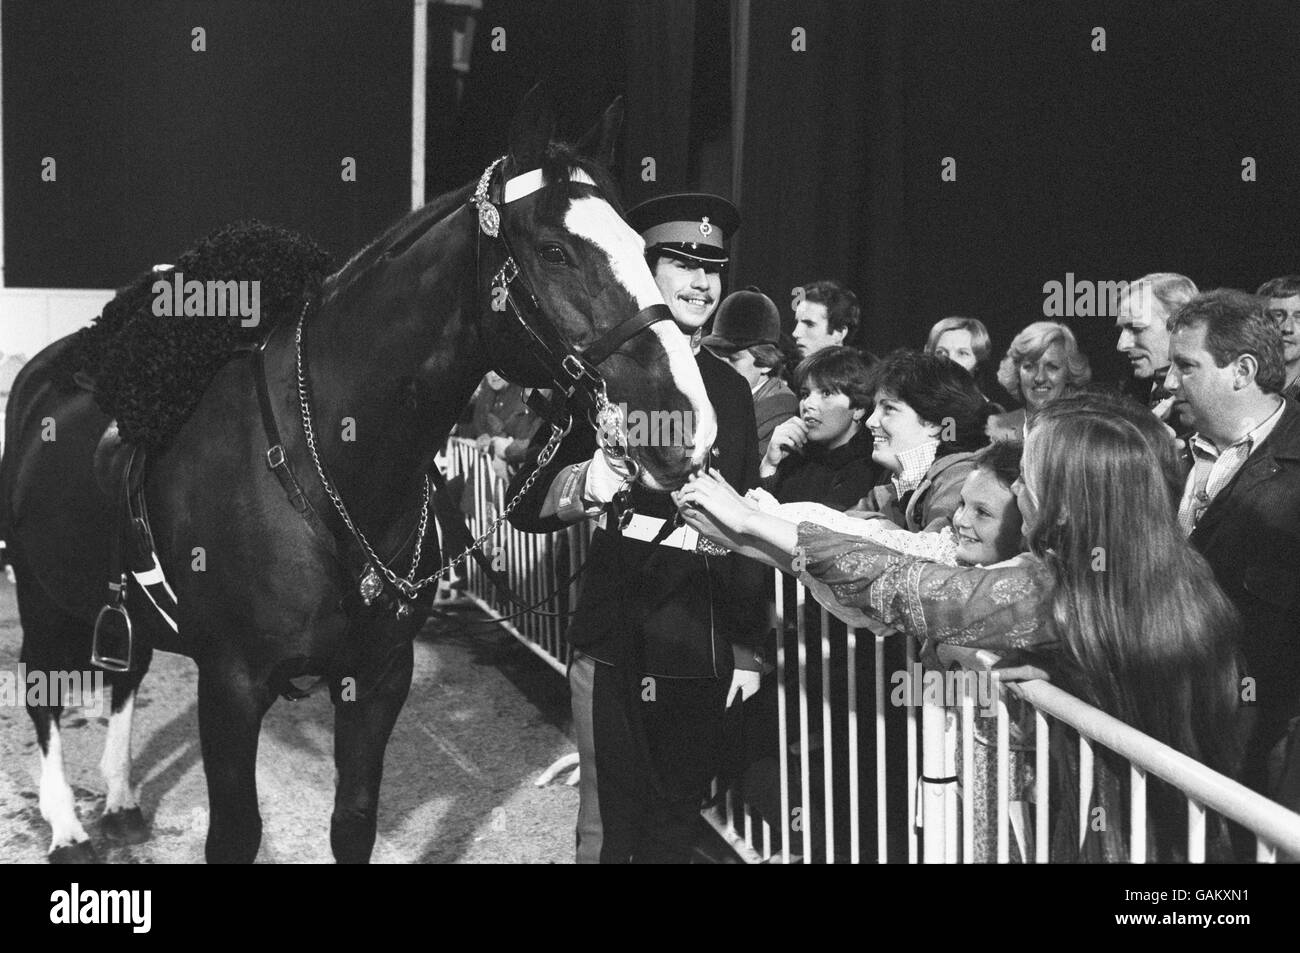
89, 422, 176, 672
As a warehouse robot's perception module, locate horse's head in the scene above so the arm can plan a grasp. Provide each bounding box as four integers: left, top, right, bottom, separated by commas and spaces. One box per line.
479, 88, 716, 491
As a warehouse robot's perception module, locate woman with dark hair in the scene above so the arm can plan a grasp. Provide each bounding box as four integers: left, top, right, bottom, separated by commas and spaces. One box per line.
759, 345, 880, 509
674, 390, 1245, 861
852, 349, 992, 531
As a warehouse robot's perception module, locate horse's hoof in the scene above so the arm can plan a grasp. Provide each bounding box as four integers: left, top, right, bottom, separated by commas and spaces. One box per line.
49, 840, 100, 864
100, 807, 150, 844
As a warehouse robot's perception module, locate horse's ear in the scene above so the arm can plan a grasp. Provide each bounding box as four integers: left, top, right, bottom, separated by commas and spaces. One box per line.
576, 97, 624, 169
508, 83, 557, 170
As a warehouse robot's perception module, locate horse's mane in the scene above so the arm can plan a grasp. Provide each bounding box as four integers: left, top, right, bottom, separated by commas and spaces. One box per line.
532, 142, 625, 221
330, 180, 478, 290
330, 142, 623, 294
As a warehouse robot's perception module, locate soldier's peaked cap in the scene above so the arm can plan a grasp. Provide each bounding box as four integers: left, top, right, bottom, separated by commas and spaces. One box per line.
627, 192, 740, 266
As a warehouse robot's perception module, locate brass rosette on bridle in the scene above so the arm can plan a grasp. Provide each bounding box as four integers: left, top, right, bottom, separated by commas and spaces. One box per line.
473, 157, 505, 237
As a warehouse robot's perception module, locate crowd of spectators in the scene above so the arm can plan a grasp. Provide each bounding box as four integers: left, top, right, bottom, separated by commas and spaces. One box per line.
671, 272, 1300, 860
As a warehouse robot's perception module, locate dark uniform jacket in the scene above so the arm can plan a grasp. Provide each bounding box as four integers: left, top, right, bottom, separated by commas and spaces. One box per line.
1189, 397, 1300, 770
508, 350, 767, 678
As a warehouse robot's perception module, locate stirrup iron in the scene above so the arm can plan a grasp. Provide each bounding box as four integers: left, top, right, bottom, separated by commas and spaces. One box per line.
92, 574, 134, 672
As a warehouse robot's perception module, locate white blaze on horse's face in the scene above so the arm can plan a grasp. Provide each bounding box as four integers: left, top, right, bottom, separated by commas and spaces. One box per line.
562, 186, 718, 478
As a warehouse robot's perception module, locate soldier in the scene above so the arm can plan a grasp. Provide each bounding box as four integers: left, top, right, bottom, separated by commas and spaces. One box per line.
507, 193, 767, 863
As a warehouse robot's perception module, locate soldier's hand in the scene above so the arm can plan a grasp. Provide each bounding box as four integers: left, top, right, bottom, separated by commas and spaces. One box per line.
727, 668, 761, 707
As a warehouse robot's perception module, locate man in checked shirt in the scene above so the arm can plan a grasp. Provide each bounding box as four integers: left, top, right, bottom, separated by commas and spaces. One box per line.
1165, 288, 1300, 823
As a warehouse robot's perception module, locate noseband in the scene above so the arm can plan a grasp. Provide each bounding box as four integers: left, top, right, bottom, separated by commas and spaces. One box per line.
471, 156, 673, 469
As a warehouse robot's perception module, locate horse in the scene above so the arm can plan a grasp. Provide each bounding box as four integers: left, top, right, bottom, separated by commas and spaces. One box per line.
0, 87, 717, 863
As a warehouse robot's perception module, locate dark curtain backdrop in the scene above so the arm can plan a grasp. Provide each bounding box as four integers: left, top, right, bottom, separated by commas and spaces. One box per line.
9, 0, 1299, 392
430, 0, 730, 211
735, 0, 1300, 387
3, 0, 411, 288
430, 0, 629, 198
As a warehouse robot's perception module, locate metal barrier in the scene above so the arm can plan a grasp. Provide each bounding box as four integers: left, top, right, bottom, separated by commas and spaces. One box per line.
439, 438, 580, 677
441, 437, 1300, 863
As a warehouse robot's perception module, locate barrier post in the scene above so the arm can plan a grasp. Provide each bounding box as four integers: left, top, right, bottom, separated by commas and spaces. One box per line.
920, 677, 950, 862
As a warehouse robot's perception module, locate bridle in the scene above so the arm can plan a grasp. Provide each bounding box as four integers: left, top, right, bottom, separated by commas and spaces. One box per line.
470, 156, 674, 466
288, 157, 675, 614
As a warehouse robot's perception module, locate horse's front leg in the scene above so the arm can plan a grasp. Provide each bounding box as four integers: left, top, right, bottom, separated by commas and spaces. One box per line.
330, 640, 414, 864
197, 656, 274, 863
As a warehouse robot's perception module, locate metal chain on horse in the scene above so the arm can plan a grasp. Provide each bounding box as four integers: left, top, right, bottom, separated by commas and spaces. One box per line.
293, 301, 571, 602
291, 156, 671, 611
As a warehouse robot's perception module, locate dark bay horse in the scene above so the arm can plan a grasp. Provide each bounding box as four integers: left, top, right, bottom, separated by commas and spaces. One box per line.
0, 89, 716, 863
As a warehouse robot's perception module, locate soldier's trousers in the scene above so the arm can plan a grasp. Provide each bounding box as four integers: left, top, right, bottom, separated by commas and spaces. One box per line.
569, 649, 730, 863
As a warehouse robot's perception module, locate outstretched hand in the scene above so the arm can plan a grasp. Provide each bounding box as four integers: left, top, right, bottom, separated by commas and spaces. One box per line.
672, 470, 755, 536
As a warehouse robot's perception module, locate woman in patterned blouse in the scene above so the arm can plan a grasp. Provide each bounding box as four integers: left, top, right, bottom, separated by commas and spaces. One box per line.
676, 390, 1245, 861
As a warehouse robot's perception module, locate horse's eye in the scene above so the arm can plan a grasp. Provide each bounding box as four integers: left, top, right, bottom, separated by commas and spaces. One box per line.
538, 244, 570, 265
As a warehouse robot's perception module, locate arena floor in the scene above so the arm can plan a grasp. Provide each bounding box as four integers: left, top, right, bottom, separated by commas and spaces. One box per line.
0, 579, 583, 863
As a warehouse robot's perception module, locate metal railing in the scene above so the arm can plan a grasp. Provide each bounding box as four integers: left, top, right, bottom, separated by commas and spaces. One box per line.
441, 438, 1300, 863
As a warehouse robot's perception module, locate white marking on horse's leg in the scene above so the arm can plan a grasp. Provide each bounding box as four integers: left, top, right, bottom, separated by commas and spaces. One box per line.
100, 690, 138, 812
564, 194, 717, 464
39, 721, 90, 850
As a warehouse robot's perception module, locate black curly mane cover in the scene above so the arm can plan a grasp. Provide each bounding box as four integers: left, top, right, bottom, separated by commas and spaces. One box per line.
53, 221, 331, 452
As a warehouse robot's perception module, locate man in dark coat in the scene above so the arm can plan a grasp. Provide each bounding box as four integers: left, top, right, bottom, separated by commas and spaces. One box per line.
1166, 289, 1300, 818
508, 193, 768, 863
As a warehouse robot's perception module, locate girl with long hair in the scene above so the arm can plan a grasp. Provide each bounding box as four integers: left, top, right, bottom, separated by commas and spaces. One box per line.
675, 391, 1243, 860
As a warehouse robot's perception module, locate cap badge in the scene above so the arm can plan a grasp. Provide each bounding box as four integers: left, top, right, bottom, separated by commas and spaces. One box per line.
699, 217, 713, 237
